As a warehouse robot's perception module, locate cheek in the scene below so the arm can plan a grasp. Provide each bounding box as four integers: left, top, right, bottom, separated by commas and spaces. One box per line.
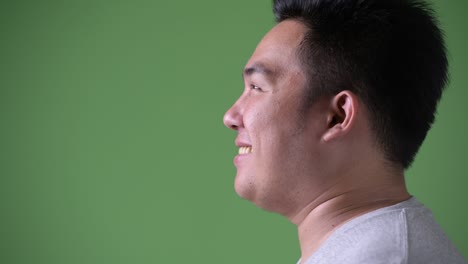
244, 97, 305, 151
244, 99, 282, 137
243, 98, 270, 129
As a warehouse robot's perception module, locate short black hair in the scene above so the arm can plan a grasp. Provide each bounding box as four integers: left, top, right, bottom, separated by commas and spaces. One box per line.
273, 0, 448, 169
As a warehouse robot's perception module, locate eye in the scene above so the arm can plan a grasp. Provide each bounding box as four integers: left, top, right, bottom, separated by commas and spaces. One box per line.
250, 84, 263, 91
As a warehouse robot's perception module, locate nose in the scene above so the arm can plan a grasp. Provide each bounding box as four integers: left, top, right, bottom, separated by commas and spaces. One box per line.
223, 98, 244, 131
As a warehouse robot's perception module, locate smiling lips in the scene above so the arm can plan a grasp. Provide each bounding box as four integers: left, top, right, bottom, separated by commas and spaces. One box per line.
238, 146, 253, 154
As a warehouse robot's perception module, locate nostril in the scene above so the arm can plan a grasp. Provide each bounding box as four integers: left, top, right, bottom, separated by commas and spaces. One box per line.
223, 101, 244, 130
223, 114, 241, 131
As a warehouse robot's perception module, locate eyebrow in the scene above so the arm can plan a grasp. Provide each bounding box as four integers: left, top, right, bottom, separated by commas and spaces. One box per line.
242, 63, 274, 79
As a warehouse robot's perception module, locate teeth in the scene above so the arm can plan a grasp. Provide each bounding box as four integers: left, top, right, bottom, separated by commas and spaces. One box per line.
238, 146, 253, 155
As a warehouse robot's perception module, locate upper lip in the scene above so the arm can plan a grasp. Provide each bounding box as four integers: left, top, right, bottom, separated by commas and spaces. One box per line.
235, 138, 252, 147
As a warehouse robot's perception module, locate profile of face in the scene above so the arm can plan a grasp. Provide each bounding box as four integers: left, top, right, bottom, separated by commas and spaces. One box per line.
223, 20, 332, 215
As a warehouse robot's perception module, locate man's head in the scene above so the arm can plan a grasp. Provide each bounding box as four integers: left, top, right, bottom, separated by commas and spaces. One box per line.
273, 0, 448, 168
223, 0, 447, 215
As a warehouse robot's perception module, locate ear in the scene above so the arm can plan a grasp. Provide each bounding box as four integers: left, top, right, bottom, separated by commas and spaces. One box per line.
322, 91, 358, 142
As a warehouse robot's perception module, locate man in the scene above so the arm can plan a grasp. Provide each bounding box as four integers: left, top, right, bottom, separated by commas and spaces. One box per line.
223, 0, 466, 263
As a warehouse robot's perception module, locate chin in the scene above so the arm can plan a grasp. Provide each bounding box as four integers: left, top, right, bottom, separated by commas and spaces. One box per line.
234, 177, 274, 211
233, 173, 254, 200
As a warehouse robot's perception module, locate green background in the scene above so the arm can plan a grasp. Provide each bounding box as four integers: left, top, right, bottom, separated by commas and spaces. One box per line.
0, 0, 466, 263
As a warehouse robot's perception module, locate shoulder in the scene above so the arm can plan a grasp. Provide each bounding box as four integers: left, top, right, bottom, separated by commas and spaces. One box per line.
304, 204, 410, 264
303, 198, 466, 264
403, 202, 466, 263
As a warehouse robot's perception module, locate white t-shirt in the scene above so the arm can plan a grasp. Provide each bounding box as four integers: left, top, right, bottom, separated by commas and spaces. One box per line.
298, 197, 466, 264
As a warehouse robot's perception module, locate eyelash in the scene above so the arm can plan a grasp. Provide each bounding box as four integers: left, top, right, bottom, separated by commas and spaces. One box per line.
250, 84, 262, 91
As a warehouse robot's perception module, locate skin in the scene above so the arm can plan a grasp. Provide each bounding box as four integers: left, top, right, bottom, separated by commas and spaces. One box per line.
223, 20, 410, 262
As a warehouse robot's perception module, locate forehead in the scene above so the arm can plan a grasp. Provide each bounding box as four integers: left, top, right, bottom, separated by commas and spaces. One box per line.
245, 20, 308, 73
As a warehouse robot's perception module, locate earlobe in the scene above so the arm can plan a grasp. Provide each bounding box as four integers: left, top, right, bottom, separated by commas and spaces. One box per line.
322, 91, 358, 142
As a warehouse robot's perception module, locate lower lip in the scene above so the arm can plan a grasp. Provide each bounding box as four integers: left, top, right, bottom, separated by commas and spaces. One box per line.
234, 153, 251, 166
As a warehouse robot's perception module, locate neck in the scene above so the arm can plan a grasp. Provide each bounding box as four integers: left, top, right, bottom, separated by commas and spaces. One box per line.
290, 173, 410, 263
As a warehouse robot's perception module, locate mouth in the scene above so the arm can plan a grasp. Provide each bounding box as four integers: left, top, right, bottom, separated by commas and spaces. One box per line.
238, 146, 253, 155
